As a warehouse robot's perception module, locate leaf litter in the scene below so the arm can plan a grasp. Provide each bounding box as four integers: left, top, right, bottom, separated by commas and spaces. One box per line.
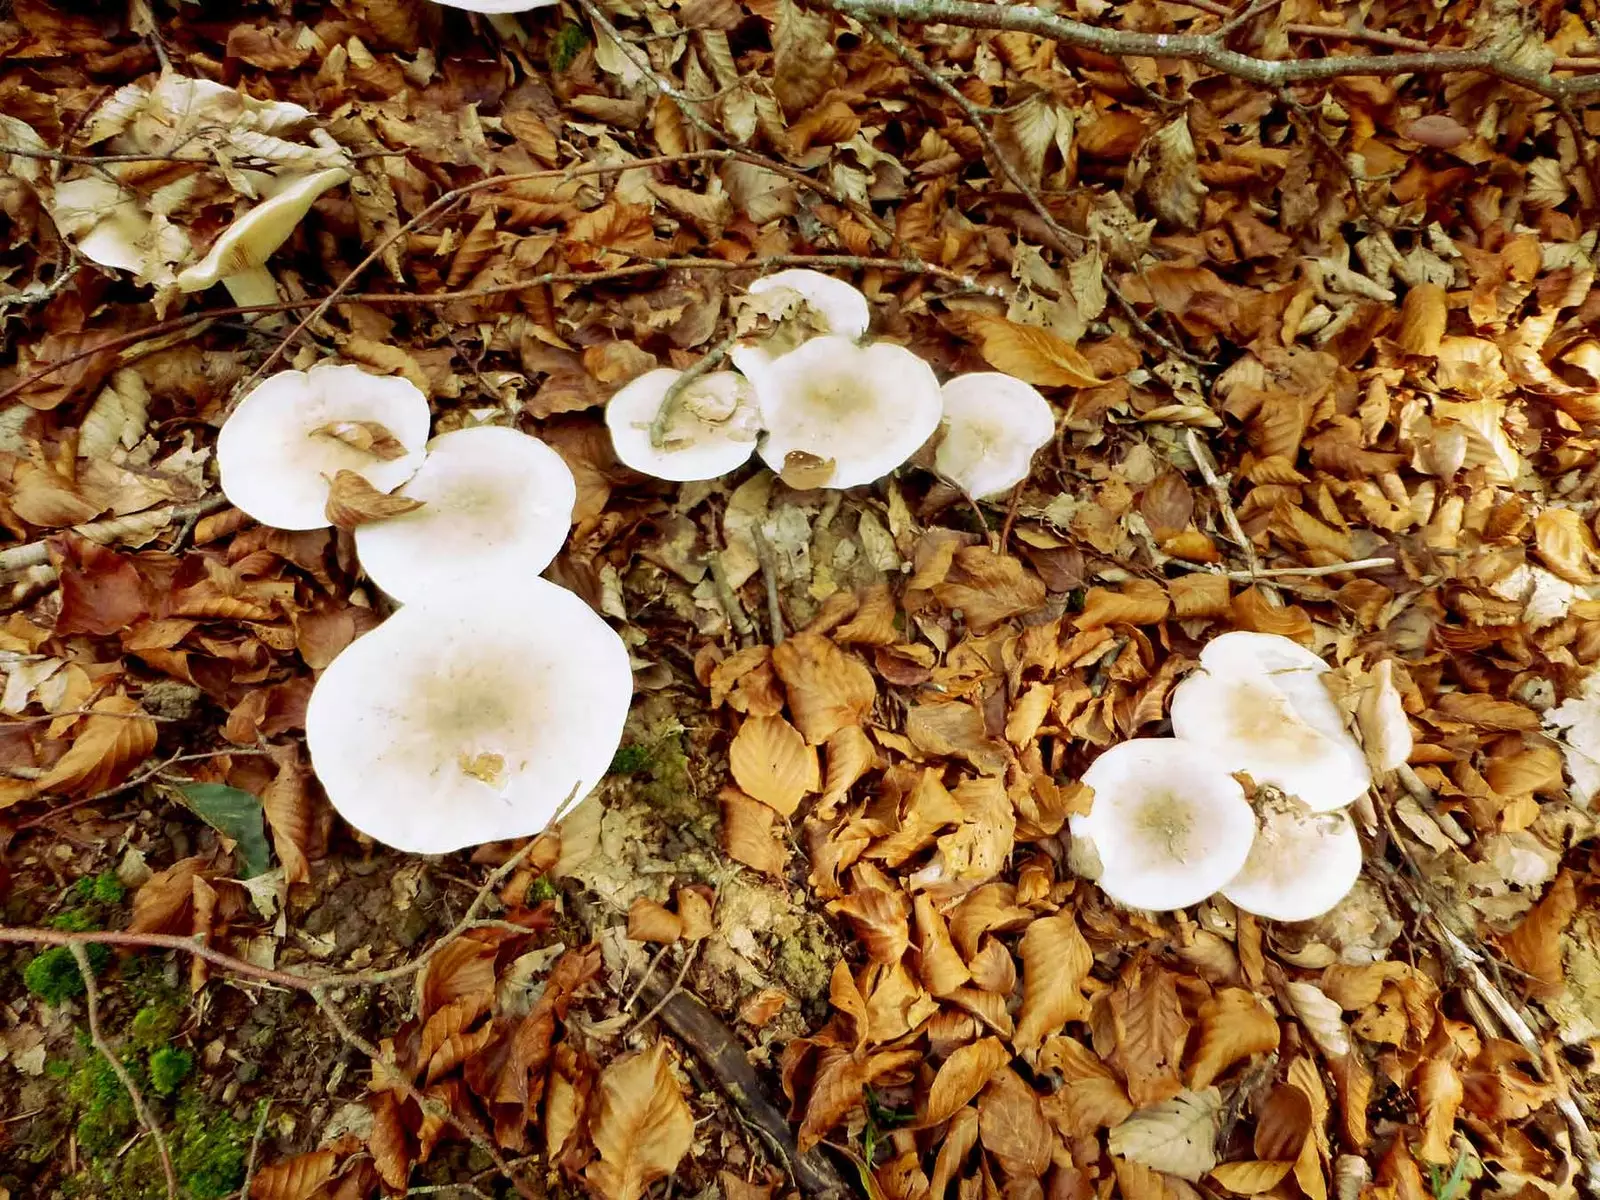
0, 1, 1599, 1199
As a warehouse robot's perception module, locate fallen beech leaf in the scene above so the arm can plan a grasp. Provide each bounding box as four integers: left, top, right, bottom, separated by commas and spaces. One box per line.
929, 1107, 980, 1199
721, 787, 787, 876
1014, 911, 1093, 1051
1354, 659, 1412, 773
729, 713, 817, 816
739, 987, 790, 1028
1040, 1034, 1135, 1136
956, 314, 1109, 388
771, 632, 876, 744
1286, 982, 1350, 1059
628, 896, 684, 944
51, 536, 149, 636
248, 1148, 336, 1200
829, 883, 910, 963
821, 724, 876, 811
675, 887, 714, 941
1433, 691, 1539, 731
1395, 283, 1447, 356
1108, 1087, 1223, 1181
325, 468, 425, 531
368, 1090, 411, 1190
1534, 507, 1600, 584
310, 420, 409, 460
1208, 1160, 1295, 1195
978, 1066, 1054, 1178
1113, 1156, 1199, 1200
1112, 964, 1190, 1107
129, 854, 207, 934
933, 546, 1047, 632
1075, 578, 1171, 631
914, 893, 971, 997
1187, 988, 1280, 1090
771, 0, 834, 115
417, 932, 498, 1022
587, 1041, 695, 1200
1252, 1083, 1312, 1161
922, 1036, 1009, 1127
262, 746, 313, 886
797, 1046, 921, 1151
1414, 1053, 1463, 1164
13, 694, 158, 808
1501, 870, 1577, 996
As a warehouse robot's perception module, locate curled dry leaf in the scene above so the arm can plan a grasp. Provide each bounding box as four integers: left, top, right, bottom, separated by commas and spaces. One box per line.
1285, 981, 1351, 1059
729, 713, 818, 816
129, 854, 207, 935
263, 745, 313, 885
1, 693, 158, 810
922, 1036, 1010, 1127
771, 632, 876, 744
248, 1148, 336, 1200
324, 467, 425, 531
1500, 869, 1578, 996
628, 896, 684, 944
1188, 988, 1280, 1090
1413, 1053, 1463, 1165
954, 314, 1109, 389
586, 1041, 695, 1200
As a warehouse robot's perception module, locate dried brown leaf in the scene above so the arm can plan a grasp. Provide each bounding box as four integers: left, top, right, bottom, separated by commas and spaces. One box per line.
628, 897, 684, 944
1501, 869, 1578, 996
1208, 1160, 1294, 1195
771, 632, 876, 744
1187, 989, 1280, 1090
954, 315, 1109, 388
771, 0, 834, 115
923, 1036, 1010, 1127
248, 1149, 336, 1200
325, 468, 424, 531
729, 714, 817, 816
1014, 911, 1093, 1051
587, 1041, 695, 1200
721, 787, 787, 876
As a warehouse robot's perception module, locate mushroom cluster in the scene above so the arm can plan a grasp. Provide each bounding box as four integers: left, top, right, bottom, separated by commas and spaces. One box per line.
605, 269, 1057, 497
43, 71, 353, 307
1071, 631, 1389, 921
217, 363, 630, 854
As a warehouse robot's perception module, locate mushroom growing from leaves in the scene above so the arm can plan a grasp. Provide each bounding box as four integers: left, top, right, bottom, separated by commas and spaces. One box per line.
731, 270, 871, 379
353, 426, 578, 603
1221, 794, 1363, 921
605, 368, 760, 481
1168, 631, 1372, 812
935, 373, 1057, 499
305, 579, 632, 854
744, 336, 944, 489
1070, 739, 1257, 912
216, 363, 430, 530
176, 166, 352, 308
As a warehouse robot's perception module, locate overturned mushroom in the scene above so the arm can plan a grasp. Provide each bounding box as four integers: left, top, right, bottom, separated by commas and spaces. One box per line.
1070, 739, 1256, 912
217, 363, 430, 530
353, 426, 577, 603
305, 579, 632, 854
605, 368, 760, 481
745, 336, 944, 489
1222, 793, 1362, 922
176, 166, 352, 308
1169, 631, 1372, 812
935, 373, 1056, 498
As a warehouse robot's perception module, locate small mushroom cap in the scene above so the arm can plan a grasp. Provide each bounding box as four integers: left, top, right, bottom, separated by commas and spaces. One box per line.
353, 426, 577, 603
305, 579, 633, 854
176, 166, 351, 293
1071, 738, 1257, 912
746, 269, 870, 342
936, 373, 1056, 498
217, 363, 430, 530
750, 336, 944, 489
431, 0, 556, 8
1169, 631, 1372, 812
1222, 797, 1362, 921
605, 368, 760, 481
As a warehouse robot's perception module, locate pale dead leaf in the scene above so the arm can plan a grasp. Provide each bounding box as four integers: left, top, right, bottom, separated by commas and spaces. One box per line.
1208, 1160, 1295, 1195
1108, 1088, 1223, 1181
586, 1041, 695, 1200
953, 314, 1108, 389
325, 468, 425, 531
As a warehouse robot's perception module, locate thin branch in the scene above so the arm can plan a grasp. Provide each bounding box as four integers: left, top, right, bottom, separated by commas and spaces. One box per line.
822, 0, 1600, 99
1167, 554, 1395, 580
234, 1099, 271, 1200
649, 331, 738, 448
0, 495, 228, 575
1185, 428, 1257, 575
72, 945, 178, 1200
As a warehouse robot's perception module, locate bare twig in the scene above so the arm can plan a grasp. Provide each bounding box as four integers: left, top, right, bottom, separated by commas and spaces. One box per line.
707, 550, 757, 646
753, 525, 786, 645
71, 945, 177, 1200
1185, 429, 1257, 575
822, 0, 1600, 99
649, 332, 739, 449
234, 1099, 271, 1200
1167, 555, 1395, 580
0, 496, 229, 575
625, 942, 700, 1038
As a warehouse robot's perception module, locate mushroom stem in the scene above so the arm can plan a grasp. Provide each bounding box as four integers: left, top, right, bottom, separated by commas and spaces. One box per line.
221, 267, 286, 327
649, 332, 739, 450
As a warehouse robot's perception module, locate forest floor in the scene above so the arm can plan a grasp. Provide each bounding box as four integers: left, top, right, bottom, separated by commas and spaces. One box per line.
2, 1, 1600, 1199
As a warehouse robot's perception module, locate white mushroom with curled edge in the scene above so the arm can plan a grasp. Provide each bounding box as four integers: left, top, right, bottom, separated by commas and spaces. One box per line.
744, 335, 945, 489
1069, 739, 1257, 912
353, 426, 578, 603
731, 269, 871, 378
1168, 631, 1372, 813
428, 0, 557, 8
936, 373, 1057, 499
216, 363, 430, 531
1220, 793, 1362, 921
606, 368, 761, 481
304, 579, 633, 855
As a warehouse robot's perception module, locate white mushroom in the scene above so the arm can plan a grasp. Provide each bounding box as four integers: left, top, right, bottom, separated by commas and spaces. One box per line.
430, 0, 557, 9
935, 373, 1056, 498
305, 578, 633, 854
746, 336, 944, 489
1070, 739, 1257, 912
746, 269, 870, 342
216, 363, 430, 530
605, 368, 760, 481
1222, 794, 1362, 921
353, 426, 577, 603
176, 166, 352, 308
1169, 631, 1372, 812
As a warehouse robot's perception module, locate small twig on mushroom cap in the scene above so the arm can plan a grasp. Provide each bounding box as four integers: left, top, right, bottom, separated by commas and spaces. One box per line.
649, 332, 739, 450
72, 944, 178, 1200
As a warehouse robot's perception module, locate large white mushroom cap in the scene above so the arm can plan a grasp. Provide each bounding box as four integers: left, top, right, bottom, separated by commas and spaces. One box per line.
1169, 631, 1372, 812
1222, 796, 1362, 921
747, 336, 944, 489
430, 0, 557, 9
605, 368, 760, 481
305, 579, 633, 854
353, 426, 577, 603
746, 269, 871, 342
1071, 738, 1257, 912
217, 363, 430, 530
936, 373, 1056, 498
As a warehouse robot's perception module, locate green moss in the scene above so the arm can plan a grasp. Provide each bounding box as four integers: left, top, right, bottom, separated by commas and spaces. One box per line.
68, 1053, 138, 1158
148, 1047, 192, 1096
75, 871, 127, 905
168, 1095, 251, 1199
608, 744, 652, 775
549, 21, 589, 71
24, 944, 109, 1005
528, 874, 558, 902
131, 1003, 181, 1049
50, 908, 98, 932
